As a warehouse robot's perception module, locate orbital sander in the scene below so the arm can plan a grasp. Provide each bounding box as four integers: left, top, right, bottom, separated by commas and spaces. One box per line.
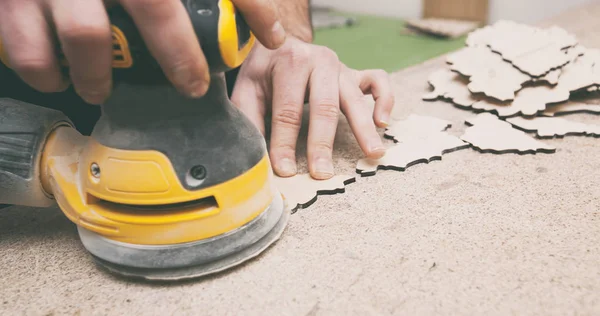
0, 0, 289, 281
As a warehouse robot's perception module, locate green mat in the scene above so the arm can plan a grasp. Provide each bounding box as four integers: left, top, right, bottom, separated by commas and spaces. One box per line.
313, 14, 466, 72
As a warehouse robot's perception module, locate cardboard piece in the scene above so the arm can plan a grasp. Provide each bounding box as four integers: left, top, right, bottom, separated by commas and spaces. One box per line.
384, 114, 452, 142
274, 174, 356, 213
557, 49, 600, 92
466, 20, 578, 77
542, 102, 600, 116
423, 69, 481, 107
447, 46, 580, 101
506, 116, 600, 138
405, 18, 480, 38
356, 133, 469, 176
461, 113, 556, 154
471, 84, 570, 117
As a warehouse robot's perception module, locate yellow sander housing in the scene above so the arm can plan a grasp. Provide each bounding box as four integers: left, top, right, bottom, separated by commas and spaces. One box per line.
0, 0, 289, 281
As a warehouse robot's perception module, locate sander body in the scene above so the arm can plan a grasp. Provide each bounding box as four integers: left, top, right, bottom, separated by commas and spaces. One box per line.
0, 0, 289, 281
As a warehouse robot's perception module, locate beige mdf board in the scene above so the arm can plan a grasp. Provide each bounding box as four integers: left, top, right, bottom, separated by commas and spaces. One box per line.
274, 174, 355, 213
461, 113, 556, 154
471, 84, 570, 117
405, 18, 480, 39
557, 48, 600, 92
384, 114, 452, 142
506, 116, 600, 139
423, 0, 489, 24
423, 69, 481, 107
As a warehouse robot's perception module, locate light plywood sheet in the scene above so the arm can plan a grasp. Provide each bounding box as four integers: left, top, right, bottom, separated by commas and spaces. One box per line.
384, 114, 452, 142
557, 48, 600, 92
406, 18, 480, 38
275, 174, 355, 213
461, 113, 556, 154
356, 133, 469, 176
423, 69, 481, 107
507, 117, 600, 138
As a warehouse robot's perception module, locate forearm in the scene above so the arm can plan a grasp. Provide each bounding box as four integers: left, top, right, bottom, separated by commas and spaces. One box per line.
274, 0, 313, 43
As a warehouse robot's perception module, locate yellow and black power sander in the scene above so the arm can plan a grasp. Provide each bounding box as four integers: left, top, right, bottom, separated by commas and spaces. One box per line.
0, 0, 289, 281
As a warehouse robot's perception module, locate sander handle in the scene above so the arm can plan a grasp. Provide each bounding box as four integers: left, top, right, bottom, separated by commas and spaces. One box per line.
0, 0, 255, 84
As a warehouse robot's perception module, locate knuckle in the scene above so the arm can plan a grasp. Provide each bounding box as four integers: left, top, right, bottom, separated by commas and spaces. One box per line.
59, 21, 110, 44
311, 140, 334, 153
374, 69, 388, 78
314, 101, 339, 121
279, 44, 311, 66
317, 46, 339, 62
274, 106, 303, 127
10, 55, 53, 74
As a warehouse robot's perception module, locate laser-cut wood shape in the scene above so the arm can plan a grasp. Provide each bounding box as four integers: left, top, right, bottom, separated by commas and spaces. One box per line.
542, 102, 600, 116
557, 49, 600, 92
461, 113, 556, 154
471, 84, 570, 117
447, 46, 578, 101
275, 174, 356, 213
356, 133, 469, 176
466, 20, 578, 77
384, 114, 452, 142
506, 117, 600, 138
423, 69, 481, 107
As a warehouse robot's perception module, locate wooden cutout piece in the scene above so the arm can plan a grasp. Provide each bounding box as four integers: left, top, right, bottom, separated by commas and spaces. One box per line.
557, 49, 600, 92
466, 20, 578, 77
461, 113, 556, 154
423, 69, 481, 107
471, 84, 570, 117
274, 174, 355, 213
357, 133, 469, 176
447, 46, 576, 102
405, 18, 480, 38
542, 102, 600, 116
384, 114, 452, 142
506, 116, 600, 138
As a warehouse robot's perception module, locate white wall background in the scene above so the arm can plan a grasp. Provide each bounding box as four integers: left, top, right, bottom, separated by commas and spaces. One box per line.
312, 0, 598, 23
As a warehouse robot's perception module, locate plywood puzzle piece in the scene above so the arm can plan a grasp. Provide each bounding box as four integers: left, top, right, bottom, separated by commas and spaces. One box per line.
356, 133, 469, 176
466, 20, 578, 77
461, 113, 556, 154
447, 46, 576, 102
384, 114, 452, 142
423, 69, 481, 107
506, 117, 600, 138
274, 174, 355, 213
471, 84, 570, 117
405, 18, 480, 38
557, 49, 600, 92
542, 102, 600, 116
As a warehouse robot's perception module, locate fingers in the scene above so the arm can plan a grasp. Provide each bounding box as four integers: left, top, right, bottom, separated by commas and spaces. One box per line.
51, 0, 113, 104
269, 47, 313, 178
306, 48, 341, 180
120, 0, 210, 98
231, 77, 266, 136
358, 69, 395, 128
340, 69, 385, 160
0, 1, 68, 92
232, 0, 285, 49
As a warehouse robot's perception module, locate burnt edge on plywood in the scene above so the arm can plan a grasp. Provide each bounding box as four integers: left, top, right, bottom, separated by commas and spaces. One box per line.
356, 144, 470, 177
289, 177, 357, 215
507, 124, 600, 140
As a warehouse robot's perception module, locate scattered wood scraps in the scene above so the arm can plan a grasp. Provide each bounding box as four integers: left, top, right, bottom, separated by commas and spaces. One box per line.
274, 174, 356, 213
461, 113, 556, 154
542, 102, 600, 116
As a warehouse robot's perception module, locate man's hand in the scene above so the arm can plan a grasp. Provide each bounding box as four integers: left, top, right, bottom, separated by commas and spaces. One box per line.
232, 37, 394, 180
0, 0, 285, 105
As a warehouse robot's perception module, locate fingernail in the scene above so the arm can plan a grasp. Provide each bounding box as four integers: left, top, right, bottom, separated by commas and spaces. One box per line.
271, 21, 286, 47
369, 145, 386, 159
277, 158, 297, 177
314, 158, 334, 179
379, 114, 390, 127
188, 79, 209, 98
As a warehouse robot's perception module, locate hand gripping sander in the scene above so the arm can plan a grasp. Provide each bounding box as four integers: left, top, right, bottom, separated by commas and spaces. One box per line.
0, 0, 289, 281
